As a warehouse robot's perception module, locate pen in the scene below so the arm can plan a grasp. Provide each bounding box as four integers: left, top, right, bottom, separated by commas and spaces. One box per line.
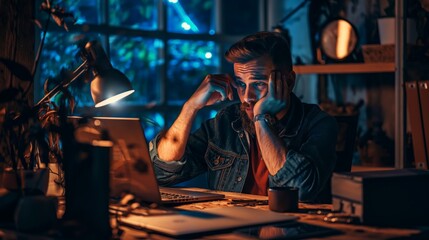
227, 199, 268, 205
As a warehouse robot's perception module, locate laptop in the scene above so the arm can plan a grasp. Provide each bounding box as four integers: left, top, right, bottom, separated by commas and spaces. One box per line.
118, 206, 298, 238
67, 116, 225, 205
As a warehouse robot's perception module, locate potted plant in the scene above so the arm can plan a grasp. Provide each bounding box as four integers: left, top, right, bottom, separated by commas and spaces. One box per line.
0, 74, 75, 195
0, 1, 77, 223
377, 0, 421, 45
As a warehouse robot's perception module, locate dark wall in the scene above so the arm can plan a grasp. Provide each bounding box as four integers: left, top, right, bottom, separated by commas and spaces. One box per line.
0, 0, 35, 105
221, 0, 261, 35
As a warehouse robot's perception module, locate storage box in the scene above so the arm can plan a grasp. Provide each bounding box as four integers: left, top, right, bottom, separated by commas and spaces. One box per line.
332, 169, 429, 226
361, 44, 395, 63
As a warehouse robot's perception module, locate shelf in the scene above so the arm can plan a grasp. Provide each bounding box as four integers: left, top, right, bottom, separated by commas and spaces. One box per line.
351, 165, 395, 172
294, 63, 395, 74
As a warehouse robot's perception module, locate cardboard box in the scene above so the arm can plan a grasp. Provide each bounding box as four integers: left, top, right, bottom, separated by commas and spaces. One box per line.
332, 169, 429, 226
361, 44, 395, 63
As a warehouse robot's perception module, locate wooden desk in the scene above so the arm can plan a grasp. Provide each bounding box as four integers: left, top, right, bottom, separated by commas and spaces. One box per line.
119, 188, 425, 240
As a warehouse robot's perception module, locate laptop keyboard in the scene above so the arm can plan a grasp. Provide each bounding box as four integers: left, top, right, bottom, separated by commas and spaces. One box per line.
160, 191, 195, 200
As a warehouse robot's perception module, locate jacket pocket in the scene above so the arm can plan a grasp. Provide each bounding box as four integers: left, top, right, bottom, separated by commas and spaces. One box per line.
204, 143, 237, 171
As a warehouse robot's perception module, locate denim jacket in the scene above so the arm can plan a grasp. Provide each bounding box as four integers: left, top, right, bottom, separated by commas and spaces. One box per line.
149, 93, 338, 202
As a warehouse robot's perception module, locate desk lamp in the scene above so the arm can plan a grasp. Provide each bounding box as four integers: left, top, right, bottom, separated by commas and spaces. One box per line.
36, 41, 135, 238
36, 40, 134, 108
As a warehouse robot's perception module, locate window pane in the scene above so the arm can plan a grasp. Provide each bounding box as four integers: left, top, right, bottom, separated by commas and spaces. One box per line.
140, 112, 165, 141
167, 0, 215, 34
164, 109, 180, 129
221, 42, 235, 74
109, 36, 164, 105
35, 0, 100, 25
37, 32, 102, 106
109, 0, 158, 30
70, 0, 102, 24
193, 109, 217, 130
167, 39, 219, 105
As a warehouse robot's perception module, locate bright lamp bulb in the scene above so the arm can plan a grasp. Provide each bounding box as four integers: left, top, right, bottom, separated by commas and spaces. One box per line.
94, 90, 135, 108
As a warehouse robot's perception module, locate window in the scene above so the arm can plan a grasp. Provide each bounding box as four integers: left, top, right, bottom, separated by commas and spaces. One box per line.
35, 0, 262, 141
167, 39, 219, 105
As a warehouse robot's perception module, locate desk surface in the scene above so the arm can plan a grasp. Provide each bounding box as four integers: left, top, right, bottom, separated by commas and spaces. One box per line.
119, 188, 425, 240
1, 188, 423, 239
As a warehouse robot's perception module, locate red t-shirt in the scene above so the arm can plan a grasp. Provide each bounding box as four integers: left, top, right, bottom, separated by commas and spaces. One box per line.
243, 137, 269, 195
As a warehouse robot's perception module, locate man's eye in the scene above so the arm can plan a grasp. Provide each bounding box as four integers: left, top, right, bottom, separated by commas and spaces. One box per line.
236, 81, 246, 88
254, 82, 267, 87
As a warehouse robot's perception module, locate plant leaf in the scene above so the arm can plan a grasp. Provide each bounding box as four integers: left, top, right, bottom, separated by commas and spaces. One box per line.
33, 19, 43, 29
0, 58, 33, 82
52, 15, 62, 27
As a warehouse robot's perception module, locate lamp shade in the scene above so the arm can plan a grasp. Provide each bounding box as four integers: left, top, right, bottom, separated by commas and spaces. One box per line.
85, 41, 134, 107
91, 68, 135, 108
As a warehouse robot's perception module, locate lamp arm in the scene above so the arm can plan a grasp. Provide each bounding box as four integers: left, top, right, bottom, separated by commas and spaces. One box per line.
35, 59, 89, 107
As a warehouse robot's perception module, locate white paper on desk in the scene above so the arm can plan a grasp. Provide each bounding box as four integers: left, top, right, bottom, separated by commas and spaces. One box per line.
118, 206, 298, 237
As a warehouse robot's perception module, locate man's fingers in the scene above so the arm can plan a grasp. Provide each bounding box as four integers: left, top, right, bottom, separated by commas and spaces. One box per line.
228, 86, 234, 100
225, 74, 234, 100
275, 71, 283, 99
283, 73, 290, 100
268, 71, 276, 98
269, 70, 282, 98
210, 81, 228, 101
208, 74, 233, 101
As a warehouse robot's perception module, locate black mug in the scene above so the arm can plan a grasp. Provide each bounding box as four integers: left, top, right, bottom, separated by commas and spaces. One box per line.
268, 187, 299, 212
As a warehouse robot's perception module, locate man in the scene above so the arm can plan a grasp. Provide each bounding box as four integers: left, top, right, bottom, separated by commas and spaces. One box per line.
149, 31, 338, 202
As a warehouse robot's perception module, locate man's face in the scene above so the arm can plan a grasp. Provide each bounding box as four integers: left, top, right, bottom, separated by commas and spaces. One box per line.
233, 55, 274, 120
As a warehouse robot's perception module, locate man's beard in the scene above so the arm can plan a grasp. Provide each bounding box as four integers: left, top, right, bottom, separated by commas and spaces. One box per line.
240, 103, 255, 136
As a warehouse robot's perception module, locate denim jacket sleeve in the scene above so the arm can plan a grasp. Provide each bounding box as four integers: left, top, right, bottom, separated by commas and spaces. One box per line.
269, 110, 338, 202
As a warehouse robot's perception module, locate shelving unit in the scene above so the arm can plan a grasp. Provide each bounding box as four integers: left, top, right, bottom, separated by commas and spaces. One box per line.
294, 62, 399, 168
394, 0, 406, 168
292, 0, 406, 168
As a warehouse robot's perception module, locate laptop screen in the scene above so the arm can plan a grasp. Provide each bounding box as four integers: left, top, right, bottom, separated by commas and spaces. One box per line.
68, 116, 163, 204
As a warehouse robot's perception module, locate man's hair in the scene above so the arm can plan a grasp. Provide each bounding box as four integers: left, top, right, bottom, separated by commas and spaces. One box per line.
224, 31, 293, 71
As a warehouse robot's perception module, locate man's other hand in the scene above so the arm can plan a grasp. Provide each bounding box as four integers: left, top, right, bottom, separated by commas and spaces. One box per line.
186, 74, 234, 110
253, 70, 289, 118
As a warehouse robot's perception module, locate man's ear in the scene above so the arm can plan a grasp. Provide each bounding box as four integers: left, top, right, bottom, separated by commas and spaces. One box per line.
286, 71, 296, 92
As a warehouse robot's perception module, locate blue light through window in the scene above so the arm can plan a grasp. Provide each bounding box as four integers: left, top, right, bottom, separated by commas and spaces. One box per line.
109, 36, 164, 105
167, 0, 214, 34
109, 0, 158, 30
167, 39, 219, 105
37, 32, 102, 106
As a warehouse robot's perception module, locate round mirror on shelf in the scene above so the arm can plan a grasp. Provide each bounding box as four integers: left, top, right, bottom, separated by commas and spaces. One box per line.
320, 19, 358, 61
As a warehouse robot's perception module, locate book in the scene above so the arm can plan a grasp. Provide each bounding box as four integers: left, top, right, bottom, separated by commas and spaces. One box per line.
418, 80, 429, 169
405, 81, 428, 169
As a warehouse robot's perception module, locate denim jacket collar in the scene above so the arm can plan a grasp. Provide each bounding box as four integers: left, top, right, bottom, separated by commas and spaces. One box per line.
231, 114, 242, 133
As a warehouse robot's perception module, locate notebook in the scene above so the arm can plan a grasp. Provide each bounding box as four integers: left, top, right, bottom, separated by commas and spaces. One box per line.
118, 206, 298, 237
67, 116, 225, 205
